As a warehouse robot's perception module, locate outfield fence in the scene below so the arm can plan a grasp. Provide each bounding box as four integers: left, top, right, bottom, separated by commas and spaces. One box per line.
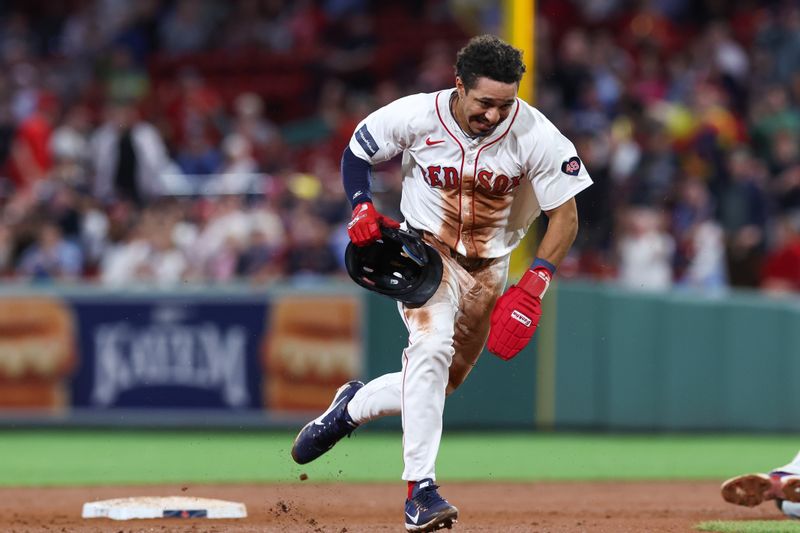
0, 281, 797, 431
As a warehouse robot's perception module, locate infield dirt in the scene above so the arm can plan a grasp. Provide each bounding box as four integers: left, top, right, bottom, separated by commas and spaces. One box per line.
0, 481, 790, 532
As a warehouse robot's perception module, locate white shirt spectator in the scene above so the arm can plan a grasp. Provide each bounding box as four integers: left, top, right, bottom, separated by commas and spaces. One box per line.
617, 207, 675, 291
89, 111, 172, 202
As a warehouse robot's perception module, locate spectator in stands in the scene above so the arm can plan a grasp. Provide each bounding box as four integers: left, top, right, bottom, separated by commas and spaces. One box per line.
2, 0, 800, 292
217, 0, 292, 52
157, 0, 215, 55
175, 132, 222, 176
322, 11, 377, 89
229, 192, 286, 281
49, 103, 92, 190
719, 147, 769, 287
632, 49, 667, 106
753, 4, 800, 84
230, 92, 281, 171
100, 205, 187, 286
15, 219, 83, 281
5, 91, 58, 196
671, 178, 727, 290
189, 195, 251, 279
219, 134, 257, 175
103, 45, 149, 104
572, 131, 614, 276
679, 217, 727, 291
552, 29, 594, 111
286, 1, 327, 53
416, 40, 456, 92
164, 67, 226, 154
59, 1, 106, 61
237, 227, 285, 282
78, 195, 110, 276
750, 85, 800, 167
617, 206, 675, 291
284, 200, 339, 279
767, 131, 800, 213
760, 211, 800, 295
627, 121, 678, 206
205, 233, 240, 282
89, 98, 172, 205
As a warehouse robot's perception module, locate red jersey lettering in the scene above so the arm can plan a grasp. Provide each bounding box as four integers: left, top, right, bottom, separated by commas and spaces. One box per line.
427, 165, 443, 188
442, 167, 459, 188
477, 170, 493, 191
492, 175, 510, 194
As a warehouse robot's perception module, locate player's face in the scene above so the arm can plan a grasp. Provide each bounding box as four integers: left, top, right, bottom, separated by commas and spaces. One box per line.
455, 76, 517, 137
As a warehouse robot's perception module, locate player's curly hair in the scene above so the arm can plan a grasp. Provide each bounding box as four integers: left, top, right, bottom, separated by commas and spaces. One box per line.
455, 35, 526, 90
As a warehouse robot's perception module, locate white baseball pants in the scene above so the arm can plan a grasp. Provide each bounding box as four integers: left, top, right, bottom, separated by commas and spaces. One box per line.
347, 240, 509, 481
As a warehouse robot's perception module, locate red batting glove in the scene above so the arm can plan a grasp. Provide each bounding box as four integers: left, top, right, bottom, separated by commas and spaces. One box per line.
487, 267, 551, 360
347, 201, 400, 246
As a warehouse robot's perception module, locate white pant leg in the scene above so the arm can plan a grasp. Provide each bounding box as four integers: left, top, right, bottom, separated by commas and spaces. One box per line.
776, 450, 800, 475
345, 260, 465, 429
345, 243, 487, 482
782, 501, 800, 519
345, 267, 461, 447
400, 299, 458, 481
347, 372, 402, 424
399, 259, 467, 482
778, 451, 800, 518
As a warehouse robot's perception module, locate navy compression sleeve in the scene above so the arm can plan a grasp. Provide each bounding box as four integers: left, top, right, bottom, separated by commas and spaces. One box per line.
341, 146, 373, 208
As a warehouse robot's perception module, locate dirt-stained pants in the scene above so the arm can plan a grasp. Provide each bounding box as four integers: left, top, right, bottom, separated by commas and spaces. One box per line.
347, 240, 509, 481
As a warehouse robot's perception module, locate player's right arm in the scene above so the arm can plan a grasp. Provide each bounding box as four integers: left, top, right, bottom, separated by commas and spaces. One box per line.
342, 94, 426, 246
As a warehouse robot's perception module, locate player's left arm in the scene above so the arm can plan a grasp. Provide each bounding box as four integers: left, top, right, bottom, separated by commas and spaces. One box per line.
487, 111, 591, 360
486, 198, 577, 361
534, 198, 579, 269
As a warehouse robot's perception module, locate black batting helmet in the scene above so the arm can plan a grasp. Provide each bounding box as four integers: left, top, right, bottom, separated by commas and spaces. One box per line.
345, 227, 443, 306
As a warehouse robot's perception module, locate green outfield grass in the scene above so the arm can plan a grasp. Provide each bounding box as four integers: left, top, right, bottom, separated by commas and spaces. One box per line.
697, 520, 800, 532
0, 430, 798, 487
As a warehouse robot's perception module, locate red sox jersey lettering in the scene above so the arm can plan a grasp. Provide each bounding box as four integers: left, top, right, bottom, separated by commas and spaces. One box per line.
426, 166, 523, 195
348, 89, 592, 258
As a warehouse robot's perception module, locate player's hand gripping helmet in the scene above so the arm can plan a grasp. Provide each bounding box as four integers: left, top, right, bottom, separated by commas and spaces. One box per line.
345, 227, 443, 306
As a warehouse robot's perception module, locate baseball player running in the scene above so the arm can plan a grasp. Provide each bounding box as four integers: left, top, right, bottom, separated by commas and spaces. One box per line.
292, 34, 592, 532
722, 450, 800, 519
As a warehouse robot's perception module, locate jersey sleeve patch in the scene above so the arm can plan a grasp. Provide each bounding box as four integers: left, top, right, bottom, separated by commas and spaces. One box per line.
561, 156, 582, 176
355, 124, 379, 157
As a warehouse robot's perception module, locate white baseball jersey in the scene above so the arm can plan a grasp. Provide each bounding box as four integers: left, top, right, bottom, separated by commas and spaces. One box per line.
348, 89, 593, 258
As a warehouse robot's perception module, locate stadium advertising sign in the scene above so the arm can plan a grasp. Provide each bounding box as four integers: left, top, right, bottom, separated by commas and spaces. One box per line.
70, 299, 266, 410
0, 291, 363, 423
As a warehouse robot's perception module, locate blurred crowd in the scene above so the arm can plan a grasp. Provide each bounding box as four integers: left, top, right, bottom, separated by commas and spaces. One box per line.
536, 0, 800, 295
1, 0, 800, 294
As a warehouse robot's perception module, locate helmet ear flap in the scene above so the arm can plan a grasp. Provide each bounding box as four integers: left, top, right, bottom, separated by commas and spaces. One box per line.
345, 227, 443, 305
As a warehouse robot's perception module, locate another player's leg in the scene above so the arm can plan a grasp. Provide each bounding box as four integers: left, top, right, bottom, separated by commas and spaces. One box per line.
781, 500, 800, 519
290, 380, 364, 464
721, 451, 800, 508
776, 450, 800, 503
